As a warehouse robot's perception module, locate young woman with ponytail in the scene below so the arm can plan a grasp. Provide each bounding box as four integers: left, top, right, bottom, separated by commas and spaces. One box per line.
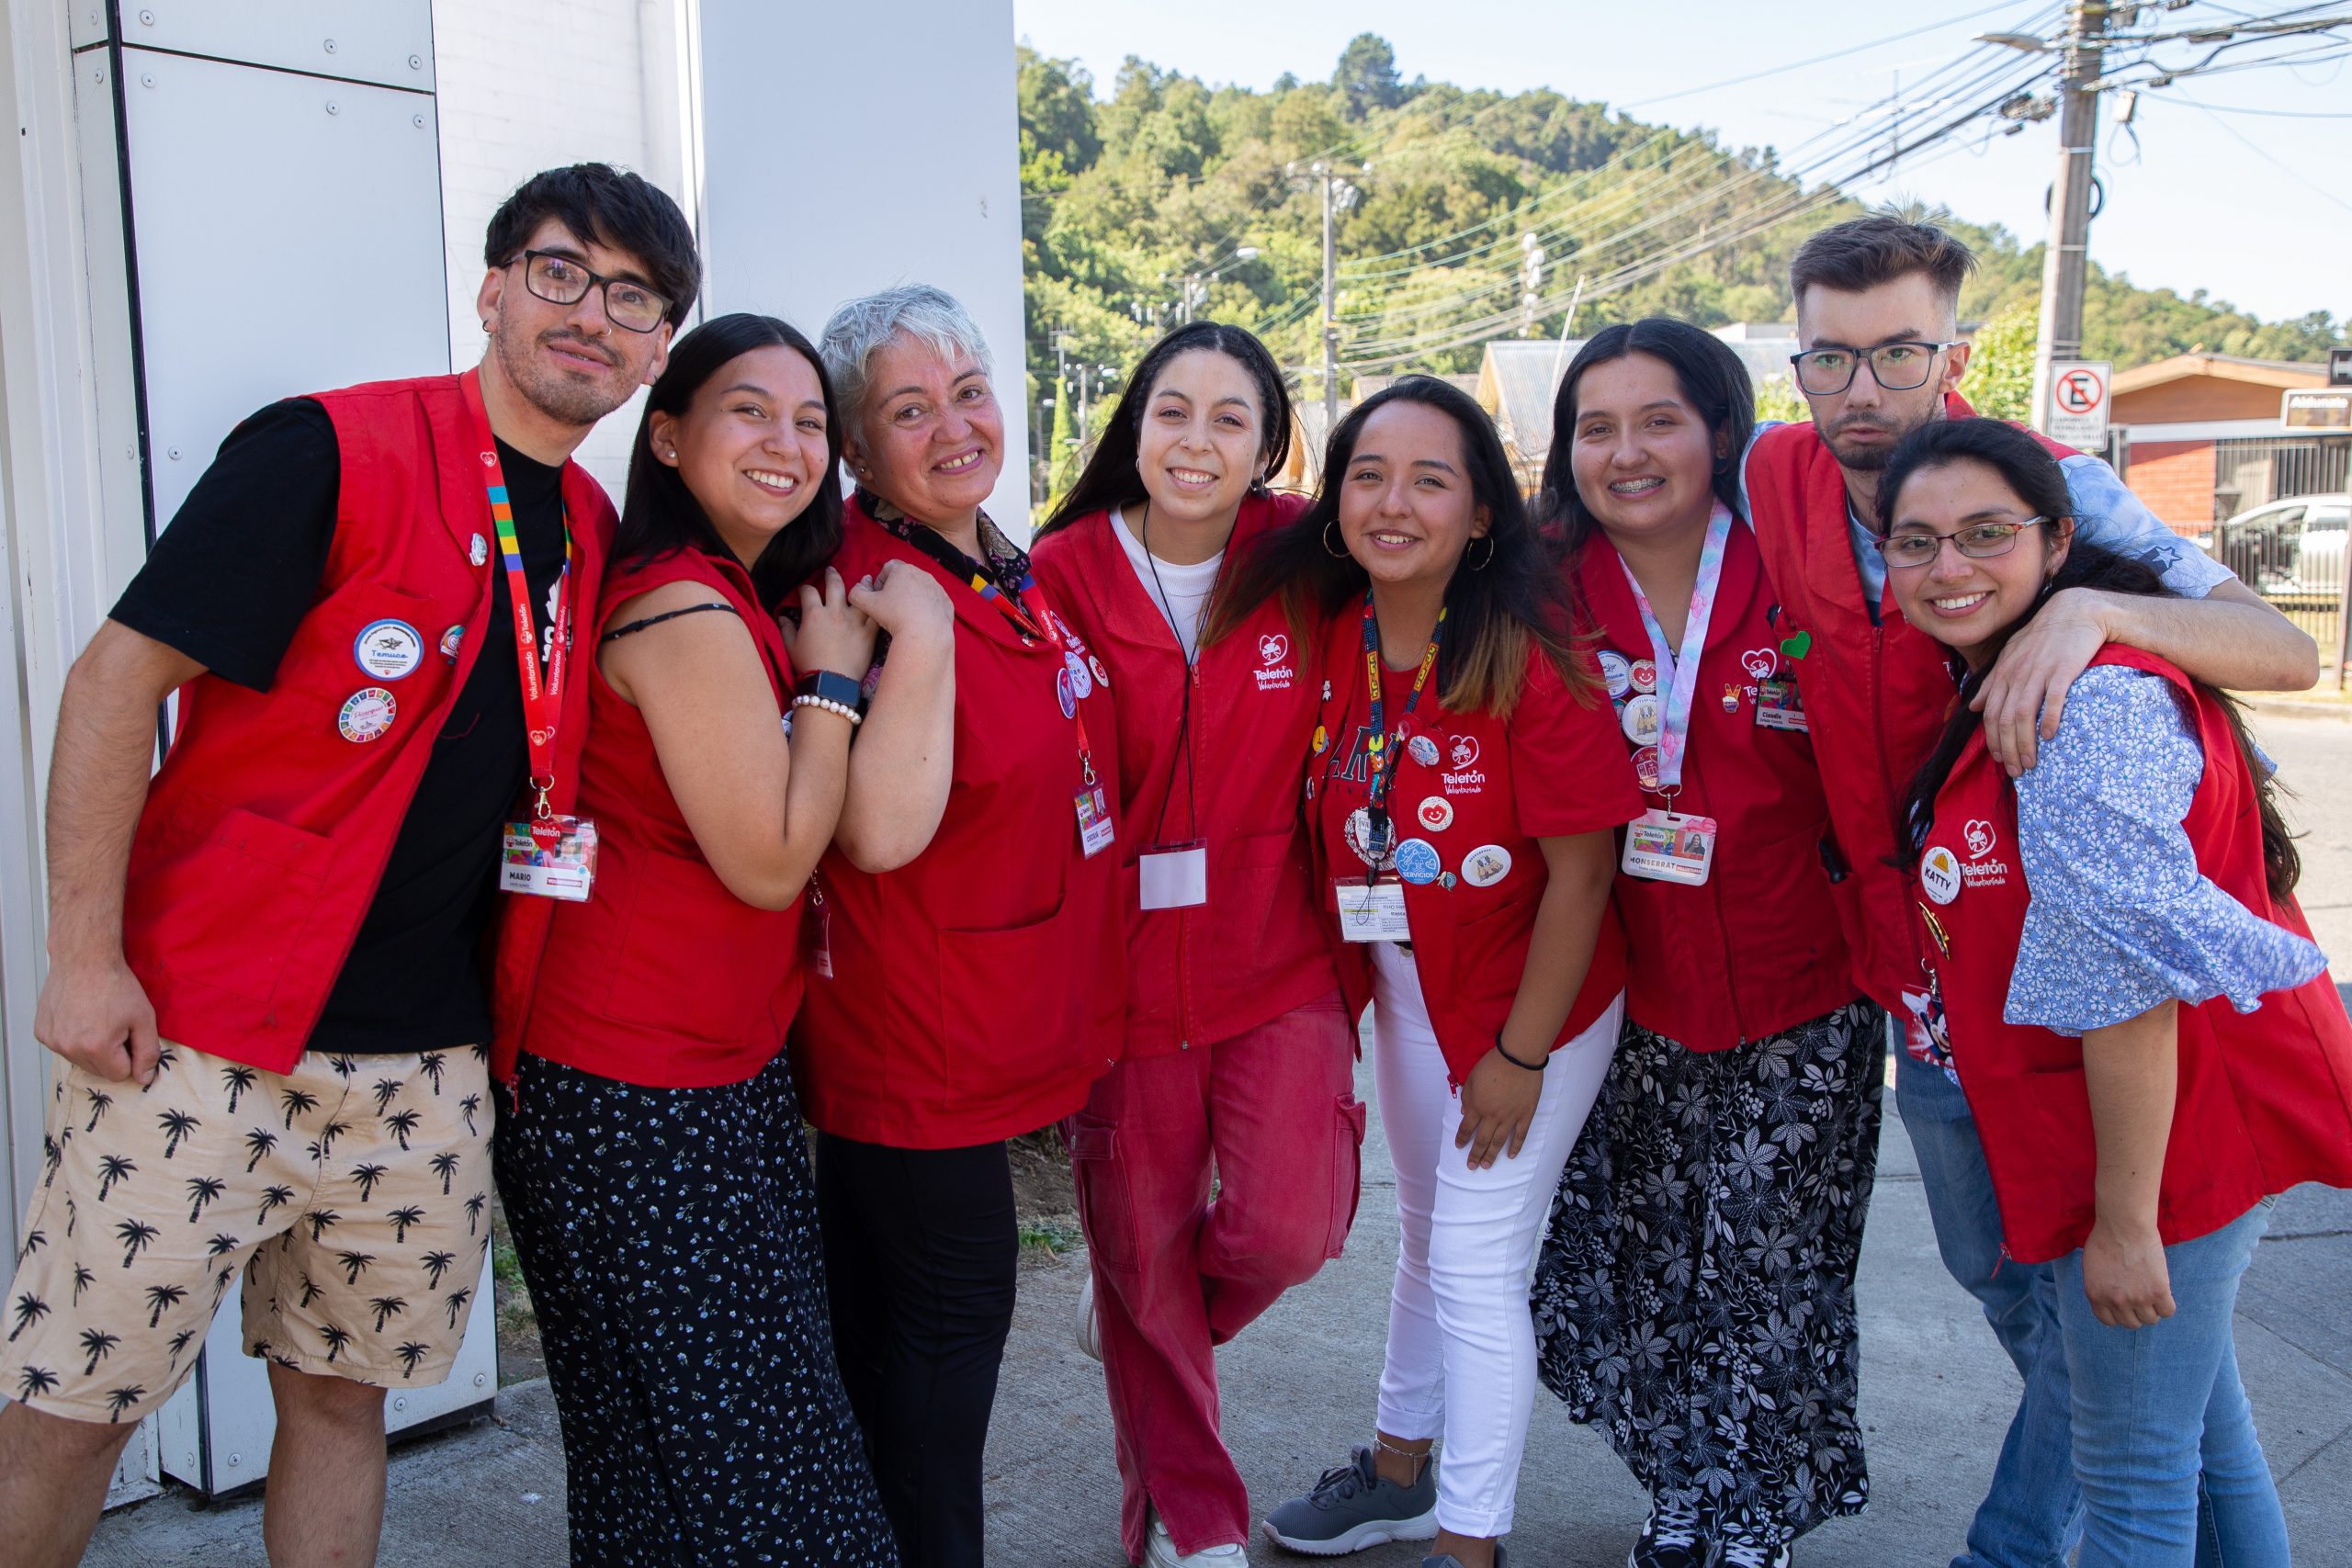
1883, 416, 2352, 1568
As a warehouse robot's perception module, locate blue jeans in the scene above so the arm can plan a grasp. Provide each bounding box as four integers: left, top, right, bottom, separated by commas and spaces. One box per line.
2052, 1200, 2288, 1568
1894, 1049, 2085, 1568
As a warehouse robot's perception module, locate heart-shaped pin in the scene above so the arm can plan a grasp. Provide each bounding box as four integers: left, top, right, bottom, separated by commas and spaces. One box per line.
1779, 630, 1812, 660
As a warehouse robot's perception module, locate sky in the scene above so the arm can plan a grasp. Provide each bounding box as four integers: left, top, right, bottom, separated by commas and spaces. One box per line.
1012, 0, 2352, 330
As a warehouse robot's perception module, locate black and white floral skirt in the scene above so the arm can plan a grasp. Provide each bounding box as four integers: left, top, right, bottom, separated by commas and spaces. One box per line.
1532, 999, 1885, 1548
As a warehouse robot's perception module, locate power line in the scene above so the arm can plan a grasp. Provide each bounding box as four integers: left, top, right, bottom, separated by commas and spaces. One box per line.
1613, 0, 2038, 109
2181, 97, 2352, 214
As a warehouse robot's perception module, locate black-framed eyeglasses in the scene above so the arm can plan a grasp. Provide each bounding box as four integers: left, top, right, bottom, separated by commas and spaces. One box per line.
1788, 340, 1961, 395
511, 250, 670, 333
1875, 516, 2049, 570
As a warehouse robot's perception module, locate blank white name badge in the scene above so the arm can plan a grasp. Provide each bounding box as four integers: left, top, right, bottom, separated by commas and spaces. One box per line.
1333, 877, 1411, 942
1621, 807, 1718, 886
1139, 840, 1208, 910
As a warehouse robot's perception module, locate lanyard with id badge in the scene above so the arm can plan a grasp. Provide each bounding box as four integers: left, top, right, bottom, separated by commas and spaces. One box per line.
1134, 503, 1230, 911
1329, 594, 1445, 941
1614, 504, 1733, 887
457, 373, 597, 904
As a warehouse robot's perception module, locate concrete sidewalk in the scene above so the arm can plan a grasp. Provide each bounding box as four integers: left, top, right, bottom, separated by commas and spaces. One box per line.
85, 1058, 2352, 1568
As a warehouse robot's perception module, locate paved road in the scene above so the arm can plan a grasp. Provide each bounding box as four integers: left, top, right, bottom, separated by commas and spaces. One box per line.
88, 711, 2352, 1567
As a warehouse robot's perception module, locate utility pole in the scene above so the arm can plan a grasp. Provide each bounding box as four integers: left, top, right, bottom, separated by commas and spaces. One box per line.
1289, 159, 1368, 431
2030, 2, 2110, 433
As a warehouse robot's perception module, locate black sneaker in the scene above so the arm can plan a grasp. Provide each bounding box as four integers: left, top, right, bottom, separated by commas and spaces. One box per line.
1715, 1529, 1792, 1568
1261, 1446, 1439, 1556
1628, 1498, 1707, 1568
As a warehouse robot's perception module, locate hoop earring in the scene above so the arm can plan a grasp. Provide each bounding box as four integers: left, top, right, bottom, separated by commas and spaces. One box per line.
1466, 536, 1496, 571
1323, 519, 1350, 558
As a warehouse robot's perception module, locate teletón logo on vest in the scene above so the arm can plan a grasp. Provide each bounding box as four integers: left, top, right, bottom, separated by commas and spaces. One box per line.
1254, 631, 1294, 691
1442, 733, 1485, 795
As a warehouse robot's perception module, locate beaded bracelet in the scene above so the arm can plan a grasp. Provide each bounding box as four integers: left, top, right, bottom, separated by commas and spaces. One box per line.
790, 694, 863, 726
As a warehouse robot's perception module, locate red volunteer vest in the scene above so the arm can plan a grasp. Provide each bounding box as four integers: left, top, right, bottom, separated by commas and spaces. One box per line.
123, 372, 609, 1074
1920, 648, 2352, 1263
1744, 393, 2078, 1014
1308, 634, 1643, 1086
1029, 494, 1339, 1057
513, 549, 801, 1089
790, 501, 1125, 1148
1570, 522, 1855, 1050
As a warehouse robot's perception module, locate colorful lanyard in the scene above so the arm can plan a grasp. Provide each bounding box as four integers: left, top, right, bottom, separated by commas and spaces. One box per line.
459, 371, 572, 818
1617, 502, 1733, 795
873, 498, 1051, 646
1359, 590, 1447, 866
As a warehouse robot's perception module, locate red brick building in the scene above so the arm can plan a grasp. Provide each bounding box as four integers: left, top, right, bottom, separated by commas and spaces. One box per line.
2116, 355, 2332, 534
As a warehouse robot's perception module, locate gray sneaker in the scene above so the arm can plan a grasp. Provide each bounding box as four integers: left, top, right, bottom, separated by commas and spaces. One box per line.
1261, 1446, 1439, 1556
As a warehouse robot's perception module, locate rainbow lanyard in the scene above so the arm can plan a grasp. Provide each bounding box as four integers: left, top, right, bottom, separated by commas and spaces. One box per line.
1359, 591, 1447, 867
461, 371, 573, 818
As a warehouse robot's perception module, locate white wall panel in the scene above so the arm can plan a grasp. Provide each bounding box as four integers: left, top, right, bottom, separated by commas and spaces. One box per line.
113, 1, 435, 92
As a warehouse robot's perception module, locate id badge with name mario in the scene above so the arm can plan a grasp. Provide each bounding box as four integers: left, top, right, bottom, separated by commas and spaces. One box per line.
1076, 784, 1116, 859
1621, 807, 1716, 886
500, 815, 598, 902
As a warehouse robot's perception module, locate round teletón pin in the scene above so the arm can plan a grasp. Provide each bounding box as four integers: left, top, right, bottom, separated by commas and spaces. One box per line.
1089, 653, 1111, 688
1631, 744, 1661, 792
1417, 795, 1454, 832
1598, 649, 1633, 700
438, 625, 465, 663
1395, 838, 1442, 886
1621, 692, 1663, 745
353, 618, 424, 681
1065, 650, 1094, 700
1919, 845, 1962, 906
1408, 733, 1441, 767
1630, 658, 1658, 695
1461, 843, 1513, 887
1056, 667, 1078, 718
337, 686, 397, 743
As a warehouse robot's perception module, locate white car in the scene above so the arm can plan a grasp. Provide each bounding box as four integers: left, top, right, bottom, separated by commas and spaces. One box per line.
2202, 492, 2349, 597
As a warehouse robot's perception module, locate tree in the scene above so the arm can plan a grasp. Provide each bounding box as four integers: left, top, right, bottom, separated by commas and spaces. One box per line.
1333, 33, 1405, 121
1961, 299, 2038, 423
1048, 380, 1080, 504
1753, 373, 1809, 424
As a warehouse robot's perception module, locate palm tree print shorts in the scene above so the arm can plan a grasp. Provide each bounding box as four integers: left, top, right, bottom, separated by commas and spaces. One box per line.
1, 1041, 493, 1424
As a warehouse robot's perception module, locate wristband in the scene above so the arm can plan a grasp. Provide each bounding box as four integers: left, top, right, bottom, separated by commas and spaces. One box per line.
1495, 1036, 1547, 1071
794, 669, 867, 715
791, 694, 863, 726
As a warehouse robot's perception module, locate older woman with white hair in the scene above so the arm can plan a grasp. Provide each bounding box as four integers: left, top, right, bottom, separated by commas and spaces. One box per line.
795, 284, 1126, 1567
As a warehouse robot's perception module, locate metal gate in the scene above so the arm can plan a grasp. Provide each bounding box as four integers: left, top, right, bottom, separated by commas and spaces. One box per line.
2208, 435, 2351, 665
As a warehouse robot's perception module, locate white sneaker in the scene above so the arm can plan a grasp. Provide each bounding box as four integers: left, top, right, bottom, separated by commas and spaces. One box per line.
1076, 1269, 1102, 1363
1147, 1506, 1250, 1566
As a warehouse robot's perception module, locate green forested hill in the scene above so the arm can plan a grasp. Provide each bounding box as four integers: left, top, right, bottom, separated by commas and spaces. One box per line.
1018, 34, 2346, 415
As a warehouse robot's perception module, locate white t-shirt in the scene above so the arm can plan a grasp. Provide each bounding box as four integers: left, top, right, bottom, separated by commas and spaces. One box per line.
1114, 505, 1224, 659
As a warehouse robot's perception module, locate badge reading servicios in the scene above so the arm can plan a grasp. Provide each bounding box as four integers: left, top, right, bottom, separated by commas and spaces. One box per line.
1394, 837, 1442, 886
1461, 842, 1513, 888
353, 619, 424, 681
338, 686, 397, 743
1408, 733, 1441, 767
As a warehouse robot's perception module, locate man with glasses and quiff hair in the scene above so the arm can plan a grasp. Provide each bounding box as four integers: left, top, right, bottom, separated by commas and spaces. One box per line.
0, 164, 695, 1568
1741, 214, 2316, 1568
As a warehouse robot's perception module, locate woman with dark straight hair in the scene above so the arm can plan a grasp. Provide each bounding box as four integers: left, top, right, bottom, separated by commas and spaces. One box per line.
1030, 321, 1358, 1568
1256, 378, 1639, 1568
1527, 319, 1879, 1568
1883, 416, 2352, 1568
493, 311, 952, 1565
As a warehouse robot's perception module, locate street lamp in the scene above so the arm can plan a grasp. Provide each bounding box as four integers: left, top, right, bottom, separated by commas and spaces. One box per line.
1976, 30, 2053, 51
1178, 246, 1261, 325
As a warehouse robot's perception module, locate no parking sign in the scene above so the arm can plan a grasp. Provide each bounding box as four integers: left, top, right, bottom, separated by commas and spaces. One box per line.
2043, 361, 2112, 451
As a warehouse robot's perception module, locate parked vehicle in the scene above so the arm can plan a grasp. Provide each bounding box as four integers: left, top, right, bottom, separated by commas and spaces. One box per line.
2200, 492, 2349, 598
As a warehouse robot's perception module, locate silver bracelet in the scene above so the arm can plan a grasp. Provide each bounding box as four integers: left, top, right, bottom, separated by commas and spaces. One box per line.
791, 694, 863, 726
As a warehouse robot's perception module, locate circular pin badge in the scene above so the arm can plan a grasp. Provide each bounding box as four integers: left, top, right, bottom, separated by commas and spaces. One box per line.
1631, 744, 1661, 792
1065, 650, 1094, 700
1439, 872, 1457, 889
1089, 653, 1111, 689
1056, 667, 1078, 719
469, 534, 490, 567
1343, 807, 1396, 870
1461, 843, 1514, 888
1313, 724, 1329, 755
438, 625, 465, 663
1621, 692, 1664, 745
1417, 795, 1454, 832
337, 686, 397, 743
1630, 658, 1658, 695
1395, 838, 1442, 886
1598, 649, 1633, 700
1919, 845, 1962, 906
1408, 733, 1441, 767
353, 619, 424, 681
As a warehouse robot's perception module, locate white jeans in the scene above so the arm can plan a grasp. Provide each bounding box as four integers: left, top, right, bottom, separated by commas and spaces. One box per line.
1368, 942, 1622, 1539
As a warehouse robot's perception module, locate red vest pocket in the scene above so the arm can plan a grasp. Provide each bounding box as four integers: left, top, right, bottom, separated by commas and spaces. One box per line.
124, 802, 334, 1007
933, 896, 1091, 1109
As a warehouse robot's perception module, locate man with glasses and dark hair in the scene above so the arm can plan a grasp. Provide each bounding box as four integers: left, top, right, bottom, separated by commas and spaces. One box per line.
0, 163, 695, 1567
1740, 214, 2315, 1568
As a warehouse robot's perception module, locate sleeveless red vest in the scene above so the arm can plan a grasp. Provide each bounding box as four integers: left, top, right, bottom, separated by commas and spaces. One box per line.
511, 549, 801, 1088
1029, 493, 1338, 1058
122, 372, 611, 1073
1920, 648, 2352, 1263
1745, 393, 2076, 1014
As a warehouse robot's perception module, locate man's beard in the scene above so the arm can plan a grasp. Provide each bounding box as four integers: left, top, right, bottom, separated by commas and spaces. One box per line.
1824, 402, 1939, 473
493, 326, 631, 428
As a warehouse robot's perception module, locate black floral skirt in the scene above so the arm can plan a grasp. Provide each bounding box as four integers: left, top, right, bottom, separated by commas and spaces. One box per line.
1532, 1000, 1885, 1547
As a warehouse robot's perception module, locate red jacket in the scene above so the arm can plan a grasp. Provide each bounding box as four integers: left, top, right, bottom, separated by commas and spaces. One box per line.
1029, 494, 1338, 1057
1570, 522, 1855, 1050
791, 501, 1125, 1147
1920, 647, 2352, 1262
1308, 632, 1642, 1086
1744, 393, 2078, 1014
122, 371, 608, 1074
513, 549, 801, 1089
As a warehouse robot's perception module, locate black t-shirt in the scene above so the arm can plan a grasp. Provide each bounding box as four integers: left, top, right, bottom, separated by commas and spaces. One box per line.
111, 397, 571, 1054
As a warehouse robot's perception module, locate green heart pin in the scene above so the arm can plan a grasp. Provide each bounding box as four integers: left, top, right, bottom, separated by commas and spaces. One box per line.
1779, 630, 1812, 660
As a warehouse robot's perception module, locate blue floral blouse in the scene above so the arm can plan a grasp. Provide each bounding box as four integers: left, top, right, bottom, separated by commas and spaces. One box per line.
2005, 664, 2324, 1036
